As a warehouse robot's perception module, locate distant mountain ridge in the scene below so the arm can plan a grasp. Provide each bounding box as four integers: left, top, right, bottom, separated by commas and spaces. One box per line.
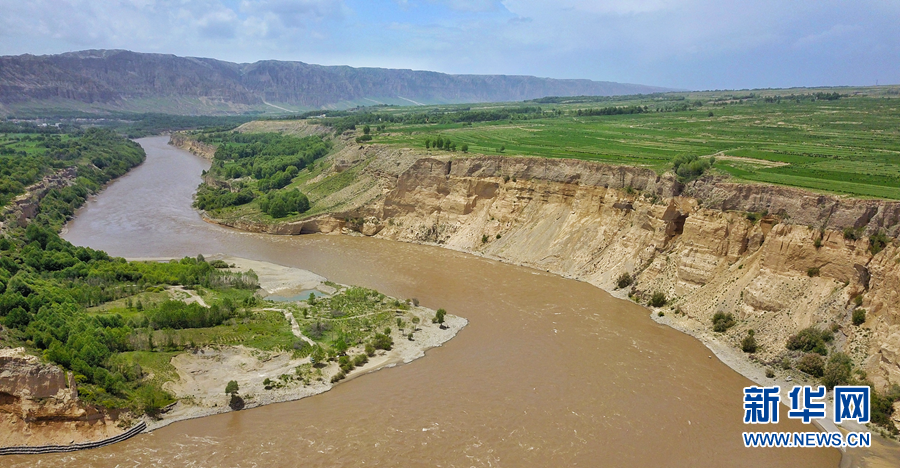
0, 50, 669, 114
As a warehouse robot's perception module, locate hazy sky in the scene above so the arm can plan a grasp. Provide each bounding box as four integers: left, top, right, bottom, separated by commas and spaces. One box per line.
1, 0, 897, 90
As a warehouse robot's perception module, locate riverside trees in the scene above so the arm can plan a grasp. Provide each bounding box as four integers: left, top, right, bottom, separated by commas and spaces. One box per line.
192, 132, 325, 217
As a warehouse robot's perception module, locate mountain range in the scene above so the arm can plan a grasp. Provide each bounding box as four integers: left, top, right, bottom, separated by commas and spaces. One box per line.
0, 50, 669, 115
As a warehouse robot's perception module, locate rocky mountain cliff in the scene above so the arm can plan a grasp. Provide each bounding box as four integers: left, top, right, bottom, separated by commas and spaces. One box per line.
0, 50, 668, 114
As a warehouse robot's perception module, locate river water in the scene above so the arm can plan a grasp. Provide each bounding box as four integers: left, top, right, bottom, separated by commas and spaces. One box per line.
19, 136, 838, 466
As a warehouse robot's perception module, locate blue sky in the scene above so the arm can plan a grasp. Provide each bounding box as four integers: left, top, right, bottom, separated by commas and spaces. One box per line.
0, 0, 897, 90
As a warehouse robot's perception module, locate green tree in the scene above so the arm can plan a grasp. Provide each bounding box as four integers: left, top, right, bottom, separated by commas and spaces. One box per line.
225, 380, 239, 395
434, 308, 446, 326
461, 144, 468, 153
363, 125, 371, 135
310, 346, 326, 365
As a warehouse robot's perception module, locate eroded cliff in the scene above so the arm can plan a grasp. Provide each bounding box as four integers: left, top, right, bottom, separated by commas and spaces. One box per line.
0, 348, 124, 447
183, 135, 900, 395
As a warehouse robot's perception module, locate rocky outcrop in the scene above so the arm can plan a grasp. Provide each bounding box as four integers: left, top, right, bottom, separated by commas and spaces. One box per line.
0, 348, 124, 447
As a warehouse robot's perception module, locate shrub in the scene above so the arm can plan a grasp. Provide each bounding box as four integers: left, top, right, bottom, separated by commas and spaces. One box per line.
649, 292, 667, 307
797, 353, 825, 377
786, 327, 832, 355
852, 309, 866, 326
331, 371, 346, 383
813, 237, 823, 249
372, 333, 393, 351
712, 312, 735, 332
481, 234, 488, 243
765, 369, 775, 378
352, 354, 368, 367
658, 311, 664, 317
225, 380, 239, 395
209, 259, 230, 268
822, 353, 852, 389
741, 334, 758, 353
869, 230, 890, 255
872, 384, 900, 434
843, 226, 863, 240
364, 343, 375, 356
616, 272, 633, 289
853, 295, 863, 307
807, 267, 820, 277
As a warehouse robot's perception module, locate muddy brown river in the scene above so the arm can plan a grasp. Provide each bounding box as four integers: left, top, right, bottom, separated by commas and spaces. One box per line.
17, 136, 840, 466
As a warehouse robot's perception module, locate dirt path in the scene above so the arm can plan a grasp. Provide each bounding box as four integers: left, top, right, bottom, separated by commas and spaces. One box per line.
168, 286, 208, 307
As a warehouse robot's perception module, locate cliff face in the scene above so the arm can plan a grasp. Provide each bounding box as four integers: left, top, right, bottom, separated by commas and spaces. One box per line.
169, 133, 216, 160
0, 167, 77, 231
0, 348, 123, 447
180, 128, 900, 392
0, 50, 668, 113
284, 150, 900, 391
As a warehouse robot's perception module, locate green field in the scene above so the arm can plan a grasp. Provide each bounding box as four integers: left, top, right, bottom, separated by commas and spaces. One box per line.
347, 88, 900, 199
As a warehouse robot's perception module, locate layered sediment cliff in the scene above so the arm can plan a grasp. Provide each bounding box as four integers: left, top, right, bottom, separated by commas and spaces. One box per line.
0, 348, 124, 447
185, 137, 900, 394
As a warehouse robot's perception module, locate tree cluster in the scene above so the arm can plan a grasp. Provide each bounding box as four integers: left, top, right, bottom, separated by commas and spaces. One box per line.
258, 189, 310, 218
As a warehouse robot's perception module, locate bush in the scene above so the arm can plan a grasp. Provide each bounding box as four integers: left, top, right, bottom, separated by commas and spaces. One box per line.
712, 312, 735, 332
872, 385, 900, 434
364, 343, 375, 356
372, 333, 393, 351
786, 327, 832, 355
616, 272, 633, 289
225, 380, 239, 395
649, 292, 667, 307
765, 369, 775, 378
672, 154, 714, 183
869, 230, 890, 255
741, 334, 758, 353
807, 267, 820, 277
822, 353, 852, 389
843, 226, 863, 240
797, 353, 825, 377
852, 308, 866, 326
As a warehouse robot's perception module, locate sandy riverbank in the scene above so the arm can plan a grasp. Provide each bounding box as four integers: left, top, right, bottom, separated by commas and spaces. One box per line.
125, 255, 467, 432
